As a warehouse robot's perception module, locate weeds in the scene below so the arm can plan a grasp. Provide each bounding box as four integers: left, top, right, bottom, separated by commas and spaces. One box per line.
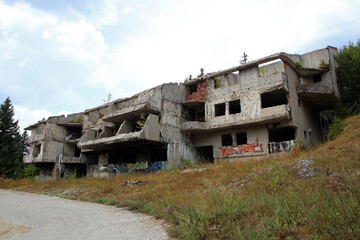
1, 115, 360, 239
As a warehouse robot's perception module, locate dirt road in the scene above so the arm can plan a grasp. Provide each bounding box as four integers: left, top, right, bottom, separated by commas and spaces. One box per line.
0, 190, 168, 240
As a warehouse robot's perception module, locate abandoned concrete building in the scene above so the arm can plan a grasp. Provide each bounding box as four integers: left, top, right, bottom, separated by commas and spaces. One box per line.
23, 46, 340, 179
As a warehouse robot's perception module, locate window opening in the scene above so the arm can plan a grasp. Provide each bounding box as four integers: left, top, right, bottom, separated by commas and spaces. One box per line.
229, 100, 241, 114
261, 88, 288, 108
215, 103, 226, 116
221, 134, 233, 146
188, 84, 197, 95
268, 127, 295, 142
304, 131, 307, 140
313, 74, 322, 83
236, 132, 247, 145
33, 144, 41, 158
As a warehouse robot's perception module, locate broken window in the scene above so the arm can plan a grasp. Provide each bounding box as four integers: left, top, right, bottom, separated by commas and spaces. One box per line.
261, 88, 288, 108
33, 144, 41, 158
221, 134, 233, 146
229, 100, 241, 114
183, 103, 205, 122
236, 132, 247, 145
188, 84, 197, 95
268, 127, 295, 142
313, 74, 322, 83
304, 131, 307, 140
215, 103, 226, 116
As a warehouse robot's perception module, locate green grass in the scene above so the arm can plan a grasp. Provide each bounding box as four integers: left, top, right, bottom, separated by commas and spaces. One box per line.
1, 114, 360, 239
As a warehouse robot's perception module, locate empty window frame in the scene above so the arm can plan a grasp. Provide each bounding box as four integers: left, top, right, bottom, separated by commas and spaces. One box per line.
188, 84, 197, 95
313, 74, 322, 83
215, 103, 226, 116
268, 126, 296, 142
229, 100, 241, 114
32, 144, 41, 158
236, 132, 247, 145
221, 134, 233, 146
261, 88, 288, 108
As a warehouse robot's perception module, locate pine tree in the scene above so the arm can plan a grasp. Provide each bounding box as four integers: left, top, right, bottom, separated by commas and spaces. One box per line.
0, 97, 23, 178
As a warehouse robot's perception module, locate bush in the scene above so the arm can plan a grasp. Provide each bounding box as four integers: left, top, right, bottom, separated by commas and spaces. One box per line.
328, 117, 344, 141
22, 164, 39, 178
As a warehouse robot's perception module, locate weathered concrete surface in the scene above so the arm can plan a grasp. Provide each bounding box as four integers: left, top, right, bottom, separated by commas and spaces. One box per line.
0, 190, 168, 240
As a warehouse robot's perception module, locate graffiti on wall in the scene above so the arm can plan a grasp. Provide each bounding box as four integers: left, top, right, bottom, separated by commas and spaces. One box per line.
97, 161, 166, 174
219, 137, 264, 157
268, 140, 293, 154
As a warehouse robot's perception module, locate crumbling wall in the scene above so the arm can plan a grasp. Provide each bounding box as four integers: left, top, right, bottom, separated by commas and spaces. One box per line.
186, 81, 206, 101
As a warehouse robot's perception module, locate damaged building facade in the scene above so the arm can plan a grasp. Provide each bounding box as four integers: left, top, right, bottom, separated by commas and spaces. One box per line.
23, 47, 340, 179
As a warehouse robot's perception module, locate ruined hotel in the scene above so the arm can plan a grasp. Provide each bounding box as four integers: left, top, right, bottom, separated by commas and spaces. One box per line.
23, 46, 340, 179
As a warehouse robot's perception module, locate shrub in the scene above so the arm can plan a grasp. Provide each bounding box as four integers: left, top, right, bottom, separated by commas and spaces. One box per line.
328, 117, 344, 140
96, 198, 108, 204
23, 164, 39, 178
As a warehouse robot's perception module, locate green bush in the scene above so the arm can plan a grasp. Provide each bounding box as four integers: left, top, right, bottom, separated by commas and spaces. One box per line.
328, 117, 344, 140
23, 164, 39, 178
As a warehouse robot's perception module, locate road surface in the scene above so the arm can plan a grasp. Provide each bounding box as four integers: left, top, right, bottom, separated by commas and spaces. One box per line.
0, 190, 168, 240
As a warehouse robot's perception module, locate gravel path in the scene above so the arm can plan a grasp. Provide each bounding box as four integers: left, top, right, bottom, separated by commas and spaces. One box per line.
0, 189, 169, 240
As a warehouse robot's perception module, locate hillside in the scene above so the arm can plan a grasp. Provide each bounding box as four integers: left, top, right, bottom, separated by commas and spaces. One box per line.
2, 114, 360, 239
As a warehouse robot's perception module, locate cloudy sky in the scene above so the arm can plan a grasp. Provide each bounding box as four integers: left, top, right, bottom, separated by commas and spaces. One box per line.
0, 0, 359, 131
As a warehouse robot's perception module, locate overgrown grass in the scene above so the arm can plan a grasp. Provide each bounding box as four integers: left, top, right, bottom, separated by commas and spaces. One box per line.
1, 115, 360, 239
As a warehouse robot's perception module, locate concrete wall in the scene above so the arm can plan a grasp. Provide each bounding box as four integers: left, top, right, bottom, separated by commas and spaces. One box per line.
194, 125, 268, 160
286, 66, 322, 144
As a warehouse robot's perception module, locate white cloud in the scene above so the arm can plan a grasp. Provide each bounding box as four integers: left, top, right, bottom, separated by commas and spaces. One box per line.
46, 19, 107, 62
123, 6, 134, 15
14, 105, 71, 132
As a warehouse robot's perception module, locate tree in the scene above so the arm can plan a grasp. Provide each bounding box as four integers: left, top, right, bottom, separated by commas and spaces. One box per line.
0, 97, 23, 178
336, 40, 360, 105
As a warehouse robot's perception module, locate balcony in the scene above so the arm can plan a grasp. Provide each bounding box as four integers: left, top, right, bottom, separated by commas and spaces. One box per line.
78, 114, 161, 150
297, 84, 339, 109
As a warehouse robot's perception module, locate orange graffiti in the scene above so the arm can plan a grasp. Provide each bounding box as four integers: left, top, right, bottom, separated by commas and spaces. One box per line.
219, 137, 264, 157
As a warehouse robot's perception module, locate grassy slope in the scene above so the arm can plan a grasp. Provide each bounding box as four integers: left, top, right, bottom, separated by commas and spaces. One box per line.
2, 115, 360, 239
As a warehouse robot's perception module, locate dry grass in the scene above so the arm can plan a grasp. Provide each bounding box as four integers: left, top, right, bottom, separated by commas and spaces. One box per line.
2, 114, 360, 239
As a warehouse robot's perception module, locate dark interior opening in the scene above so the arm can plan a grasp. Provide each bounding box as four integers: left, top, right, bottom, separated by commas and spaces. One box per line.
183, 103, 205, 122
221, 134, 233, 146
188, 84, 198, 95
108, 143, 167, 164
236, 132, 247, 145
75, 146, 81, 158
261, 88, 288, 108
66, 126, 82, 140
215, 103, 226, 116
196, 146, 214, 163
269, 127, 295, 142
229, 100, 241, 114
150, 148, 167, 162
313, 74, 322, 83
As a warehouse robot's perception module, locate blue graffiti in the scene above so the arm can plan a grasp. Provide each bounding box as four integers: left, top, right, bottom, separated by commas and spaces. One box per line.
148, 162, 165, 172
119, 163, 127, 173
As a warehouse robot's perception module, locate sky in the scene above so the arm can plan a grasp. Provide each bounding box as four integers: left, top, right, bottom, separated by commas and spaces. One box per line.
0, 0, 359, 131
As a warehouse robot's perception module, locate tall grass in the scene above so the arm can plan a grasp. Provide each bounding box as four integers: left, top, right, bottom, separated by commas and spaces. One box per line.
1, 114, 360, 239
